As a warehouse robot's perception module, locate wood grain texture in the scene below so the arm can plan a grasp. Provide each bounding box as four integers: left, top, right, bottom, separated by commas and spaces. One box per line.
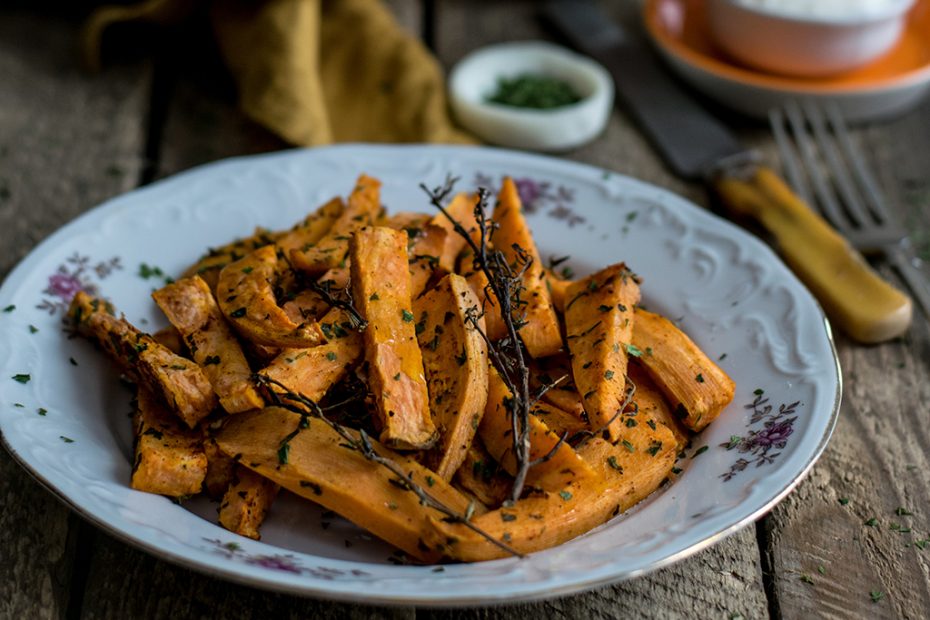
0, 7, 150, 619
761, 101, 930, 620
433, 1, 769, 617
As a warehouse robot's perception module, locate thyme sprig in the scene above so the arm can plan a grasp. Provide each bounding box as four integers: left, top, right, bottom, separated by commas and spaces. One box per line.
421, 177, 534, 504
308, 278, 368, 331
254, 374, 523, 559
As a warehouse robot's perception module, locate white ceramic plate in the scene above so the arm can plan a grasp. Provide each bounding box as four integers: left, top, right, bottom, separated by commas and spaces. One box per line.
0, 145, 840, 605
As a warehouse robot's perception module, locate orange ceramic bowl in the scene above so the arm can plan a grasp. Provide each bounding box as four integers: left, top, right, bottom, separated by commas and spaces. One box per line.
643, 0, 930, 120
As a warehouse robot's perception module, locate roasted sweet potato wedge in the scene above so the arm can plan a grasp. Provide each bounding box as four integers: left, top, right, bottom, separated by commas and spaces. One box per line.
627, 363, 690, 450
351, 226, 436, 450
69, 291, 217, 427
214, 407, 471, 563
131, 388, 208, 497
153, 276, 263, 414
414, 273, 488, 480
183, 227, 282, 291
217, 245, 325, 348
453, 440, 513, 509
479, 367, 598, 492
631, 309, 735, 432
423, 416, 676, 562
259, 307, 363, 405
275, 197, 345, 260
492, 177, 563, 358
431, 192, 480, 273
564, 263, 641, 442
291, 175, 381, 275
218, 465, 280, 540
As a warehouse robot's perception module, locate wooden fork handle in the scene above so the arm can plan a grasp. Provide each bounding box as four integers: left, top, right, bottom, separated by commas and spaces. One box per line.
714, 166, 912, 344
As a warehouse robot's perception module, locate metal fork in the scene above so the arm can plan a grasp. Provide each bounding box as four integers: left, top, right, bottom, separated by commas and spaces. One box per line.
770, 100, 930, 322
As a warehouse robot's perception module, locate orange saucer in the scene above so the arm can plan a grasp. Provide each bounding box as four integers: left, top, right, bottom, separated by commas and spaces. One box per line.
643, 0, 930, 121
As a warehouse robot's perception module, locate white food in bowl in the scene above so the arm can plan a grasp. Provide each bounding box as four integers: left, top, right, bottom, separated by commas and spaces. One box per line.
448, 42, 614, 152
708, 0, 916, 77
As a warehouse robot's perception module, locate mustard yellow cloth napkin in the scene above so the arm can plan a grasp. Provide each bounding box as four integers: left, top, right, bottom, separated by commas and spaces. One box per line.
83, 0, 474, 145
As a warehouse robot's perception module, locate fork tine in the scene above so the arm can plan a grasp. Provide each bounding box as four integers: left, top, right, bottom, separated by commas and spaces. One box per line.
824, 102, 892, 226
801, 101, 872, 229
782, 101, 852, 233
769, 108, 813, 205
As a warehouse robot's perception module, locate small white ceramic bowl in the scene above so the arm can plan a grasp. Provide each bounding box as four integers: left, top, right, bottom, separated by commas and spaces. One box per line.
448, 42, 613, 152
707, 0, 916, 77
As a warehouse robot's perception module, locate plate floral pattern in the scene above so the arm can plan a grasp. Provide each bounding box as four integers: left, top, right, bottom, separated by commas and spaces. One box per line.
0, 145, 840, 605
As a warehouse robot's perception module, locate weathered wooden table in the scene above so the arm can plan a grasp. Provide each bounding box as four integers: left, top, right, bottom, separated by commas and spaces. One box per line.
2, 1, 929, 618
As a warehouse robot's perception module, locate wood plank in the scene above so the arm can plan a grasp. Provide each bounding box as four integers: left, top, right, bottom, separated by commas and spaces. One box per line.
761, 101, 930, 619
0, 6, 150, 619
80, 531, 414, 620
432, 1, 769, 617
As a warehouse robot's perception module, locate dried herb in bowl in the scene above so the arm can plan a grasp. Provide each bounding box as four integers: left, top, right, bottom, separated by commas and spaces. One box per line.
486, 73, 582, 110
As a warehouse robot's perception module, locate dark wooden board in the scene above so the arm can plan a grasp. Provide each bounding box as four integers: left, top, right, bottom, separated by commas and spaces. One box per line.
0, 7, 151, 619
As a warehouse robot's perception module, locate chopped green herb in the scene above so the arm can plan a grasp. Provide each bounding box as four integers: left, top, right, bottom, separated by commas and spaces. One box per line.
69, 357, 78, 366
692, 445, 709, 458
622, 440, 635, 453
393, 372, 401, 381
895, 507, 913, 516
864, 518, 878, 527
800, 574, 814, 585
598, 305, 612, 313
28, 325, 38, 334
753, 388, 764, 396
915, 539, 929, 550
241, 266, 254, 274
559, 490, 573, 501
719, 353, 728, 361
230, 307, 247, 318
425, 475, 435, 487
839, 497, 849, 506
11, 374, 30, 384
60, 436, 74, 443
37, 407, 47, 416
486, 73, 582, 110
369, 293, 380, 301
870, 590, 884, 603
646, 440, 663, 456
625, 418, 638, 428
2, 304, 14, 313
277, 443, 290, 465
607, 456, 623, 472
818, 565, 825, 575
401, 309, 415, 323
501, 513, 517, 522
326, 351, 337, 362
625, 343, 643, 357
604, 370, 615, 380
13, 403, 23, 408
696, 373, 705, 383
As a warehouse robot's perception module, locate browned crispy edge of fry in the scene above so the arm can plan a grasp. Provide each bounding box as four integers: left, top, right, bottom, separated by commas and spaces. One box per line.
131, 388, 207, 497
218, 464, 280, 540
152, 275, 263, 414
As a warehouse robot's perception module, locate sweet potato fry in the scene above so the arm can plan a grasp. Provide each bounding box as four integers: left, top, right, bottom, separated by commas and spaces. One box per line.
153, 276, 263, 414
631, 309, 735, 432
275, 197, 345, 260
214, 407, 470, 562
492, 177, 563, 358
564, 263, 641, 441
218, 465, 280, 540
423, 416, 676, 562
530, 355, 585, 420
351, 226, 436, 449
69, 291, 216, 427
414, 274, 488, 480
453, 440, 513, 509
627, 363, 690, 450
259, 307, 363, 405
291, 175, 381, 275
479, 367, 598, 492
202, 436, 236, 499
461, 259, 507, 341
183, 227, 282, 291
408, 223, 448, 298
431, 192, 480, 273
217, 245, 325, 348
130, 388, 207, 497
